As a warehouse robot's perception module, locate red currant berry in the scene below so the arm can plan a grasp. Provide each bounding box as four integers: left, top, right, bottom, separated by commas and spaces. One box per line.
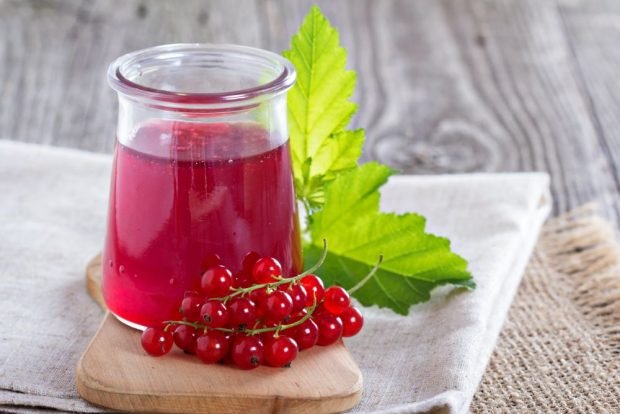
196, 331, 230, 364
312, 302, 329, 317
200, 300, 229, 328
263, 290, 293, 322
259, 330, 276, 343
341, 306, 364, 337
201, 253, 221, 270
228, 297, 257, 328
231, 335, 264, 370
289, 309, 308, 323
233, 271, 253, 289
249, 288, 269, 319
257, 323, 280, 344
179, 291, 204, 322
264, 335, 299, 367
283, 283, 307, 314
201, 265, 233, 298
222, 332, 236, 365
141, 327, 173, 356
323, 286, 351, 316
242, 251, 261, 274
300, 274, 325, 306
252, 257, 282, 284
291, 318, 319, 350
172, 324, 198, 354
314, 313, 343, 346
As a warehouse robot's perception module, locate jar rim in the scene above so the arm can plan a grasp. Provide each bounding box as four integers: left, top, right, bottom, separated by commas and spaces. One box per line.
107, 43, 296, 109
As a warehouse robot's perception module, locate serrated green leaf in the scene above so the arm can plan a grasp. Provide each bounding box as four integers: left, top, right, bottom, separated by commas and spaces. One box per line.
283, 5, 359, 206
305, 246, 474, 315
311, 129, 364, 181
305, 163, 474, 314
283, 6, 475, 313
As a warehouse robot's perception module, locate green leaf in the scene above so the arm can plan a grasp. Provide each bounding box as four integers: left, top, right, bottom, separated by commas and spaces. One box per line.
305, 163, 474, 315
311, 129, 365, 181
283, 6, 475, 313
283, 5, 361, 206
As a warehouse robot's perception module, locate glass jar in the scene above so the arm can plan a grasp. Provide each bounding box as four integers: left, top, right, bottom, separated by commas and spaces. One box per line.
103, 44, 301, 329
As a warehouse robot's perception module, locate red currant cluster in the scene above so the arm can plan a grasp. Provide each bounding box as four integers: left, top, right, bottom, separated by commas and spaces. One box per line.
140, 248, 367, 370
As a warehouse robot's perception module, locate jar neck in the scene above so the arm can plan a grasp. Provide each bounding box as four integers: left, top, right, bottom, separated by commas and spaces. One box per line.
115, 92, 290, 161
108, 43, 296, 114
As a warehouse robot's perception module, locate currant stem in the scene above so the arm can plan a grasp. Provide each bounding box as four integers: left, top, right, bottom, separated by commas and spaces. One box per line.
247, 302, 316, 335
163, 301, 317, 336
163, 320, 237, 334
216, 239, 328, 303
347, 255, 383, 295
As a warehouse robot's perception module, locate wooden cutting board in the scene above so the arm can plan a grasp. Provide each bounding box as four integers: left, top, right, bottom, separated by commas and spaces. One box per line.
76, 255, 363, 413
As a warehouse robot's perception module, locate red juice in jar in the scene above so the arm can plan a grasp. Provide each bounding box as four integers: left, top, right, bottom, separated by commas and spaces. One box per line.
105, 44, 298, 328
102, 120, 302, 327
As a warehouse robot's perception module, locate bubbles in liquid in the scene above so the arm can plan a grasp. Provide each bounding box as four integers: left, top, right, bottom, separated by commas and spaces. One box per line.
119, 265, 126, 274
169, 278, 176, 285
108, 260, 113, 268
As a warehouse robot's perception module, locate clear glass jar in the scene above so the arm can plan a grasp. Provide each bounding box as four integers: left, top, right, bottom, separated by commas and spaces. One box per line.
103, 44, 301, 329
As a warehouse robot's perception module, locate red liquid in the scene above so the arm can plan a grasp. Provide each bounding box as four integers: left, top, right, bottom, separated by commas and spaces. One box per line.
102, 121, 302, 327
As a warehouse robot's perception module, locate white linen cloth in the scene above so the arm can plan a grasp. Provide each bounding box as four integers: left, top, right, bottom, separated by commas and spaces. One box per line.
0, 140, 550, 413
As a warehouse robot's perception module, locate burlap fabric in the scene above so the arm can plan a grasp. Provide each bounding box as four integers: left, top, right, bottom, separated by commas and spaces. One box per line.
473, 205, 620, 413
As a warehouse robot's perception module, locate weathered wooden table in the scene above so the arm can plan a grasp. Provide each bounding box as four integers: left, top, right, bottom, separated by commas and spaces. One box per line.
2, 0, 618, 224
2, 1, 620, 413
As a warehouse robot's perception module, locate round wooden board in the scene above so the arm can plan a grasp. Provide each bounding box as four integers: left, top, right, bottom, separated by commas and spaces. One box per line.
77, 255, 363, 414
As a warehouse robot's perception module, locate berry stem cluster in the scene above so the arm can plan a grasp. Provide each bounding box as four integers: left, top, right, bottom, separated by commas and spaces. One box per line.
164, 300, 318, 336
215, 239, 329, 304
140, 240, 379, 370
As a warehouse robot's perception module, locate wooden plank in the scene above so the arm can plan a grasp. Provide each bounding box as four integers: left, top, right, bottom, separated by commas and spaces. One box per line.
1, 0, 620, 223
0, 0, 268, 152
558, 0, 620, 220
78, 316, 363, 414
77, 254, 363, 414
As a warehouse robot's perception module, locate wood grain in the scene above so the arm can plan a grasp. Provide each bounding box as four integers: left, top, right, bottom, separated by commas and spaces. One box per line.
85, 253, 105, 309
1, 0, 619, 224
78, 255, 363, 414
77, 316, 362, 414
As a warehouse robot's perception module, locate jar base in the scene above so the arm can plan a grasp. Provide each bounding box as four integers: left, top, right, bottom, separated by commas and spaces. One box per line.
111, 312, 147, 331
